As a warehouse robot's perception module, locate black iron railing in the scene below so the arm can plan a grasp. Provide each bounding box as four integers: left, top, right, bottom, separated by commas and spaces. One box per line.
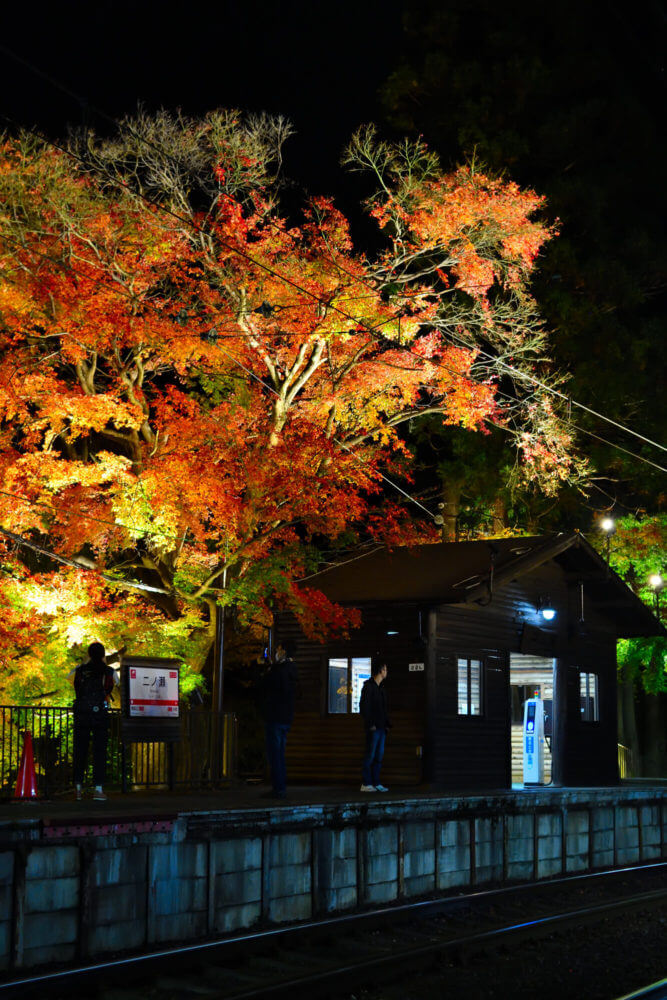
0, 705, 237, 798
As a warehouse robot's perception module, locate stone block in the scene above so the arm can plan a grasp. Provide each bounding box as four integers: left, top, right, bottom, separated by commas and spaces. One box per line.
0, 886, 12, 915
507, 860, 533, 881
152, 877, 207, 915
366, 853, 397, 885
365, 880, 398, 905
319, 886, 357, 912
404, 873, 435, 898
149, 843, 207, 882
506, 814, 533, 840
24, 910, 77, 947
270, 863, 310, 899
215, 869, 262, 907
214, 902, 261, 933
270, 832, 310, 867
404, 848, 435, 879
88, 918, 145, 954
475, 817, 503, 882
566, 811, 589, 836
536, 856, 562, 879
538, 835, 562, 861
269, 892, 311, 923
439, 819, 470, 849
0, 853, 14, 884
437, 867, 469, 889
403, 822, 434, 852
0, 921, 10, 971
591, 808, 614, 832
23, 942, 76, 968
26, 876, 78, 913
26, 846, 78, 880
366, 825, 397, 855
317, 827, 356, 859
151, 909, 208, 942
92, 883, 146, 925
317, 855, 356, 889
212, 838, 262, 874
92, 846, 147, 887
537, 813, 561, 838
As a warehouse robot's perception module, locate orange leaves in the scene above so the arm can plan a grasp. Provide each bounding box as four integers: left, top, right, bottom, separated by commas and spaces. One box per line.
0, 120, 575, 649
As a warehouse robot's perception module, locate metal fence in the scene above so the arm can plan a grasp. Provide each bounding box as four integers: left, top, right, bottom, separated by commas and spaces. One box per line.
617, 742, 635, 779
0, 706, 237, 798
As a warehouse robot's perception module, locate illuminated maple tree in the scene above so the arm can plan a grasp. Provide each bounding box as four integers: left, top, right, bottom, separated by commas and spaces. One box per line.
0, 112, 581, 697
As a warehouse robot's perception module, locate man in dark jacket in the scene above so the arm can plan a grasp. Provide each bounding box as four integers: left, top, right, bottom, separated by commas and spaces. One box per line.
263, 640, 297, 799
359, 659, 390, 792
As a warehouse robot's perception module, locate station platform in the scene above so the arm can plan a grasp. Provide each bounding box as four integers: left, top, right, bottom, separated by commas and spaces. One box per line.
1, 780, 665, 974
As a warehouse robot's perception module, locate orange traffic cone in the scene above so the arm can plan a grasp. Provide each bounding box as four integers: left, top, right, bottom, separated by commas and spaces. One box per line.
13, 732, 38, 800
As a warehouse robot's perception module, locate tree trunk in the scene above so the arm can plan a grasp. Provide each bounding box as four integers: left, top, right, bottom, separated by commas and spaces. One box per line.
440, 480, 462, 542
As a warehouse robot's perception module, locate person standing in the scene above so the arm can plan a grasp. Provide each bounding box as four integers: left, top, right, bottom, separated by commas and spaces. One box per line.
360, 659, 390, 792
72, 641, 115, 801
262, 640, 297, 799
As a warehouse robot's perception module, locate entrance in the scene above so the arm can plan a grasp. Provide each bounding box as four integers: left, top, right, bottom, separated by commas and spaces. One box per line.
510, 653, 555, 784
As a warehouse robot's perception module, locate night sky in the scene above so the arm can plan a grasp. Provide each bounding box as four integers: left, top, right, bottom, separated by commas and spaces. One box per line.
2, 1, 406, 197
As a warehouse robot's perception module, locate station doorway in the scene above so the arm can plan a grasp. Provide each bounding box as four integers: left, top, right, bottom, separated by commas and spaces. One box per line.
510, 653, 555, 784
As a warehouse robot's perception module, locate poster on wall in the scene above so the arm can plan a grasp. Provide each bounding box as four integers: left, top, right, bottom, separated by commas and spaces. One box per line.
128, 664, 179, 717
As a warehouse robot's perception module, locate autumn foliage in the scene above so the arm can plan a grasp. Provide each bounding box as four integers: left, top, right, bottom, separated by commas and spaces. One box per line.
0, 112, 579, 698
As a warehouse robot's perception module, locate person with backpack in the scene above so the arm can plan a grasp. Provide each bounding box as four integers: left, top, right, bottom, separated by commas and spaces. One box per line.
71, 641, 116, 801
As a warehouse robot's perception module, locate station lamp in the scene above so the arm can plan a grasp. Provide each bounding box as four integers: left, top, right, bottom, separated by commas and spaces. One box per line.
648, 573, 664, 616
599, 516, 616, 567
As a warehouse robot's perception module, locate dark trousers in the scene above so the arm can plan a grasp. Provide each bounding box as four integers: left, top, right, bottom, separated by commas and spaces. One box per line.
362, 728, 386, 786
73, 719, 109, 786
265, 721, 290, 795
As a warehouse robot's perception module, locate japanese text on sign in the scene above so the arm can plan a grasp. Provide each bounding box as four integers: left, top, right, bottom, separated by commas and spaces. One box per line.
128, 666, 179, 717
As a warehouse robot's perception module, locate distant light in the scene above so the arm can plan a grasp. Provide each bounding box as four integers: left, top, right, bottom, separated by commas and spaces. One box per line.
649, 573, 664, 591
600, 517, 616, 534
386, 630, 399, 636
541, 607, 557, 622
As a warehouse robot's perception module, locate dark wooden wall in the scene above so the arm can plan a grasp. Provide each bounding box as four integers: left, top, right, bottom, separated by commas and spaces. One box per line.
276, 557, 621, 791
276, 605, 427, 786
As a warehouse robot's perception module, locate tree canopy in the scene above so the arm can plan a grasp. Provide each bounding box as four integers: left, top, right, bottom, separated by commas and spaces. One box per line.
0, 111, 578, 700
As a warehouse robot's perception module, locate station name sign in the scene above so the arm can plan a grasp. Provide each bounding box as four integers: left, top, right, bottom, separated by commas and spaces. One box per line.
128, 665, 179, 717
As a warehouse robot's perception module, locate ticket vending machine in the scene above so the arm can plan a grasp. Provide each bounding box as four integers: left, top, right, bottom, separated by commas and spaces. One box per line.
522, 696, 545, 785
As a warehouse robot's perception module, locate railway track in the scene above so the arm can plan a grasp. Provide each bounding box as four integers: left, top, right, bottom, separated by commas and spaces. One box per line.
2, 862, 665, 1000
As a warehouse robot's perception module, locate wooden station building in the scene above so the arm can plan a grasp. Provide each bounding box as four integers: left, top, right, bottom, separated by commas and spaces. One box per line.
276, 532, 661, 790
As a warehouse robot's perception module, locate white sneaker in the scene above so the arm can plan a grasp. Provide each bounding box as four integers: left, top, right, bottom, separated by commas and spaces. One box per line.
375, 784, 389, 792
360, 784, 376, 792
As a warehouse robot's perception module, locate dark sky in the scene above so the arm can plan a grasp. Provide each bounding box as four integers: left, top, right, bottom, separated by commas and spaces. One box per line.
2, 1, 406, 196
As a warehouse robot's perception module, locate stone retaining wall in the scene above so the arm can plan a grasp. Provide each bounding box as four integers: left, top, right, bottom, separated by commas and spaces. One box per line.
1, 787, 665, 973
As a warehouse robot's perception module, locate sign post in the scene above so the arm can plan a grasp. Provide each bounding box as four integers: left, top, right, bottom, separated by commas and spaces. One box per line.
120, 657, 182, 791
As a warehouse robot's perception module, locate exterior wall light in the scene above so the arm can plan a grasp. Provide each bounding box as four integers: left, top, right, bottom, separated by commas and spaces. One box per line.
537, 598, 556, 621
386, 630, 399, 635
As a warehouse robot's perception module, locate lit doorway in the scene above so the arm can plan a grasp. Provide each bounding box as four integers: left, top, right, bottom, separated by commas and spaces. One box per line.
510, 653, 555, 784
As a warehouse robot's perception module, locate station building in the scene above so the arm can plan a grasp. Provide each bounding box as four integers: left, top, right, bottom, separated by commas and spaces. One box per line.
276, 532, 661, 790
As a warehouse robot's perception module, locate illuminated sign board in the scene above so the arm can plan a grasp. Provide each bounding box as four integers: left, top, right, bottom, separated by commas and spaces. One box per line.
128, 665, 179, 717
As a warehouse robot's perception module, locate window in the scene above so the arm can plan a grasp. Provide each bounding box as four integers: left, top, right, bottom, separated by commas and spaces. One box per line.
328, 657, 372, 714
580, 671, 599, 722
458, 657, 482, 715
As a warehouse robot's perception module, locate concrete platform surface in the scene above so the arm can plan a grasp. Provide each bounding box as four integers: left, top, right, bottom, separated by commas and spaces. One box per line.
2, 778, 666, 827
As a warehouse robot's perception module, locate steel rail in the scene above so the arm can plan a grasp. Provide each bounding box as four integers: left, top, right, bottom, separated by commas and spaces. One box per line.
0, 861, 665, 996
615, 980, 667, 1000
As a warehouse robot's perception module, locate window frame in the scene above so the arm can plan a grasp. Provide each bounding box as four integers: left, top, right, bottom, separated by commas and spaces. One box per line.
326, 655, 372, 715
579, 670, 600, 723
457, 655, 484, 717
